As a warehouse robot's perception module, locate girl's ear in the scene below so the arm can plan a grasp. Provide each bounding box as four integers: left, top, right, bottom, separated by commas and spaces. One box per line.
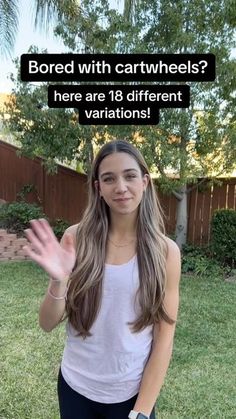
94, 180, 102, 198
143, 174, 150, 191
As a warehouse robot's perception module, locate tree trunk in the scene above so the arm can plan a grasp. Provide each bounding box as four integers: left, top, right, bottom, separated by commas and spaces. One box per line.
175, 184, 188, 250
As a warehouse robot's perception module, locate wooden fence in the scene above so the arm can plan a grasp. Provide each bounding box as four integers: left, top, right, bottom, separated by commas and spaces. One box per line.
0, 140, 235, 245
0, 140, 88, 224
160, 181, 236, 245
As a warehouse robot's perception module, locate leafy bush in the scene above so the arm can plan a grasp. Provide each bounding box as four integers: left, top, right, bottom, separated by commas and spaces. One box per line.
182, 244, 222, 278
16, 183, 40, 202
0, 201, 46, 236
52, 218, 70, 240
210, 209, 236, 268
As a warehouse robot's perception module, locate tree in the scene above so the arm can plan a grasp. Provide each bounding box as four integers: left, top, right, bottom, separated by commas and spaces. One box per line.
3, 0, 236, 248
1, 49, 102, 174
0, 0, 80, 58
132, 0, 236, 248
55, 0, 236, 248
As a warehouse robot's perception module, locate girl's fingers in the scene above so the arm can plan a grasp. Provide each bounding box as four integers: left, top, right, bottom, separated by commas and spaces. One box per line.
29, 219, 49, 243
24, 228, 44, 254
23, 244, 43, 265
38, 218, 57, 242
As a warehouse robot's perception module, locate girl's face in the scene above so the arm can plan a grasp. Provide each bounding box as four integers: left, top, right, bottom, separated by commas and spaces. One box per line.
95, 152, 149, 216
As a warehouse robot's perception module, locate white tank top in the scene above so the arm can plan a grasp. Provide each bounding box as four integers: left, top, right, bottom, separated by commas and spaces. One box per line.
61, 254, 154, 403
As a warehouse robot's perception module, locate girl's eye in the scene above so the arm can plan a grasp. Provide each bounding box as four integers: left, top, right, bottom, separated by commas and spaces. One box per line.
126, 174, 137, 179
103, 174, 136, 182
104, 177, 113, 182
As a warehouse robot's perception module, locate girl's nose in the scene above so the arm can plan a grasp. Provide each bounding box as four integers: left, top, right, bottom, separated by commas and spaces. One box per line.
114, 177, 128, 193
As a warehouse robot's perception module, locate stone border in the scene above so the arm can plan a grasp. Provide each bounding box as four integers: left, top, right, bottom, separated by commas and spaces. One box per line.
0, 229, 30, 261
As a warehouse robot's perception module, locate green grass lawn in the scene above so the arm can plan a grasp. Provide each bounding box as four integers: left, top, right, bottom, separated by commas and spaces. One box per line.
0, 262, 235, 419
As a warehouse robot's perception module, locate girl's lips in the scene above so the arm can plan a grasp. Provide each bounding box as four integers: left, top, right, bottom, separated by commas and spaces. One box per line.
114, 198, 131, 201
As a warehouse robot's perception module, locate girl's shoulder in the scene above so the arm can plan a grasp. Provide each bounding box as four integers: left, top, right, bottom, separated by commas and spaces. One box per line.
62, 223, 80, 247
165, 236, 180, 252
65, 223, 80, 236
163, 236, 181, 280
162, 235, 181, 263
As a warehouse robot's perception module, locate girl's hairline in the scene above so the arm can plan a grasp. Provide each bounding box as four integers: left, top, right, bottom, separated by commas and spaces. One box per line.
92, 149, 150, 180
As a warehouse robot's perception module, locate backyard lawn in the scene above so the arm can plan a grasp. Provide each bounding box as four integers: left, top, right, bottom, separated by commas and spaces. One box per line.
0, 261, 235, 419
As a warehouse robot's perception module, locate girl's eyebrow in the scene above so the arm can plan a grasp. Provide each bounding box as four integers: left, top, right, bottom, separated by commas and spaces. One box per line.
100, 168, 139, 178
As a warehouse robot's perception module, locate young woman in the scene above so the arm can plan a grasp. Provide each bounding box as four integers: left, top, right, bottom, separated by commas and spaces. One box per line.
24, 139, 181, 419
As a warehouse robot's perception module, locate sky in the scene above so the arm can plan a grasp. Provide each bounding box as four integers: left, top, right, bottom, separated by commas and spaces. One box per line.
0, 0, 69, 93
0, 0, 124, 93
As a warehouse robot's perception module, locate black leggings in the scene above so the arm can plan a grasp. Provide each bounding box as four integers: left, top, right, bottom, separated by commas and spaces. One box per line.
57, 368, 156, 419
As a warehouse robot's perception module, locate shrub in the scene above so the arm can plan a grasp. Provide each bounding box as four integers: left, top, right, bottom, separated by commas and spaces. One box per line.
0, 201, 46, 236
182, 244, 222, 278
210, 209, 236, 268
52, 218, 70, 240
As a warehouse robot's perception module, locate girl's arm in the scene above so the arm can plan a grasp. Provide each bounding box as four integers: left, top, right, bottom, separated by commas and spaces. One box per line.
24, 219, 76, 332
39, 276, 69, 332
38, 226, 77, 332
132, 238, 181, 417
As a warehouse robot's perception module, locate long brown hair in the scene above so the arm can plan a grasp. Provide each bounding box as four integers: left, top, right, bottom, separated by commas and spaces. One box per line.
65, 139, 174, 338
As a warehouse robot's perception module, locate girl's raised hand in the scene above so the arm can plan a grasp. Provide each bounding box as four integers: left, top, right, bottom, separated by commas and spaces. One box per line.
24, 218, 76, 281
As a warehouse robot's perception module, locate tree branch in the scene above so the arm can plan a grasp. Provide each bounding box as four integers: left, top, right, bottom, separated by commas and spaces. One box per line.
172, 190, 183, 201
186, 167, 229, 194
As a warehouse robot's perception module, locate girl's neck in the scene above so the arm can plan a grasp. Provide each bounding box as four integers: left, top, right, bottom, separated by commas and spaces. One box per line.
109, 214, 137, 239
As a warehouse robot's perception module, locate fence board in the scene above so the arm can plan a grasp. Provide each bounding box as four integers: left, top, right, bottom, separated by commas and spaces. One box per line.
159, 193, 177, 235
211, 184, 221, 213
194, 188, 205, 246
201, 187, 212, 245
187, 187, 198, 244
218, 182, 228, 209
227, 182, 236, 209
